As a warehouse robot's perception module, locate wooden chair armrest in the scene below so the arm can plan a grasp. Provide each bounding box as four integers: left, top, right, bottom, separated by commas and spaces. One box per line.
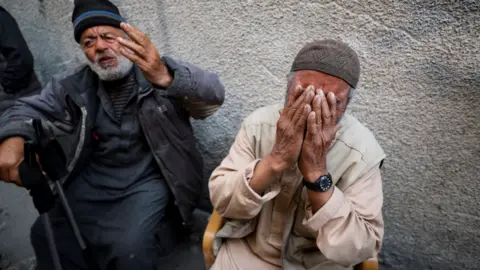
202, 210, 224, 266
354, 258, 378, 270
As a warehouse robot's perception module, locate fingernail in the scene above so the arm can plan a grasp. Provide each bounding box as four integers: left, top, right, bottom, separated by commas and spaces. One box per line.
319, 90, 324, 97
307, 85, 314, 91
329, 92, 335, 99
117, 37, 124, 42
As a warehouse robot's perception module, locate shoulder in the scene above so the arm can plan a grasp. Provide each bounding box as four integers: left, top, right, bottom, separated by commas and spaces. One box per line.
53, 64, 92, 83
335, 114, 386, 165
49, 64, 96, 94
242, 103, 282, 129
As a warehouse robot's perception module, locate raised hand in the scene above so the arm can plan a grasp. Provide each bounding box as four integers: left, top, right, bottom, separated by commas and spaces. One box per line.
298, 89, 341, 182
268, 85, 315, 172
117, 23, 173, 88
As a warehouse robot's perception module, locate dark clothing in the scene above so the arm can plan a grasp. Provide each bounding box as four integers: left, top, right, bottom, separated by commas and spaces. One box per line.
31, 180, 173, 270
31, 70, 174, 269
0, 57, 224, 269
103, 73, 136, 120
0, 7, 41, 113
0, 56, 224, 223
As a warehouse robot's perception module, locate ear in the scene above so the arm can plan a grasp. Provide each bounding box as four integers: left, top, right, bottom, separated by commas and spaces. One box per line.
347, 88, 356, 103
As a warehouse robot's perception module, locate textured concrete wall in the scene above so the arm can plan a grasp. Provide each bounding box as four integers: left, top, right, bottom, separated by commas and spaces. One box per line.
0, 0, 479, 269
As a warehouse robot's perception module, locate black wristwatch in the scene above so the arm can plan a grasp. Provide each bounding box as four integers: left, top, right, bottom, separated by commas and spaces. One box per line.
303, 173, 333, 192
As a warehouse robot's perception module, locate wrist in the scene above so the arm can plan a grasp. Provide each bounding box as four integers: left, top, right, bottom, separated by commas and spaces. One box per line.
154, 66, 173, 88
303, 168, 328, 183
264, 153, 288, 174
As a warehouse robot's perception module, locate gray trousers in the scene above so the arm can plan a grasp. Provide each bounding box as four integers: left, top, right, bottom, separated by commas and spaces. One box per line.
30, 179, 180, 270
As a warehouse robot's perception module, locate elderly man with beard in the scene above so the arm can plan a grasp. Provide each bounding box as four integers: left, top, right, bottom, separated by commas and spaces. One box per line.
208, 40, 386, 270
0, 0, 224, 269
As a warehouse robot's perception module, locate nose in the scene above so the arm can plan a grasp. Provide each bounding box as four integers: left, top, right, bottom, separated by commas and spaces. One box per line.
94, 38, 109, 52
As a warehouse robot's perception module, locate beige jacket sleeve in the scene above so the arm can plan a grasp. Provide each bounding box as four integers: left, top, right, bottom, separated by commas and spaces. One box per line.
303, 164, 384, 267
209, 126, 280, 220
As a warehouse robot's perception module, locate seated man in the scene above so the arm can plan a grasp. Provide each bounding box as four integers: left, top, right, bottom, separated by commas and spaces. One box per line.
0, 0, 224, 269
209, 40, 385, 270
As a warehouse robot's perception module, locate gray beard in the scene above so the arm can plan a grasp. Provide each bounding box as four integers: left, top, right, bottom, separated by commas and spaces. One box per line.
86, 53, 133, 81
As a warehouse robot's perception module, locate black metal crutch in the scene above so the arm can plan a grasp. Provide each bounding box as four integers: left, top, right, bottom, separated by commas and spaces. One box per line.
19, 119, 99, 270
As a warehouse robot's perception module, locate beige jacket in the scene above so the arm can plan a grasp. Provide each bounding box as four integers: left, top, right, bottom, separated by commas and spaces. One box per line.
209, 103, 386, 269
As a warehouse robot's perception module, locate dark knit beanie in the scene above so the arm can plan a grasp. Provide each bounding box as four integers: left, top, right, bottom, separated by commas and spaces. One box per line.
72, 0, 126, 43
290, 40, 360, 88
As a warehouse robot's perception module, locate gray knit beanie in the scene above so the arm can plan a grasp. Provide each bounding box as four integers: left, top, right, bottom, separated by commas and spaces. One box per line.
290, 40, 360, 88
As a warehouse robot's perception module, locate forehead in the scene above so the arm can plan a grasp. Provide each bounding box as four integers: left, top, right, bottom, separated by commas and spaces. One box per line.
80, 25, 122, 39
293, 70, 350, 92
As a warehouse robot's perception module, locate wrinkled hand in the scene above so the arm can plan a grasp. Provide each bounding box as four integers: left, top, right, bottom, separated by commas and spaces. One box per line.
117, 23, 173, 88
269, 85, 315, 172
298, 89, 341, 182
0, 137, 25, 186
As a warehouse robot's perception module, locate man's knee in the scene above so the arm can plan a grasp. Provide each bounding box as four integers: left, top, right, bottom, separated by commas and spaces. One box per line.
107, 236, 157, 270
110, 227, 156, 256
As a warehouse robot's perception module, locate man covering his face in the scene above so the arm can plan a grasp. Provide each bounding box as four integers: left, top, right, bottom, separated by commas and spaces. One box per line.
0, 0, 225, 269
208, 40, 385, 270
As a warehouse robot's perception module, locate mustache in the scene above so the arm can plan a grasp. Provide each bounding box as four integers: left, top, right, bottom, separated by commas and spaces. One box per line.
95, 49, 118, 63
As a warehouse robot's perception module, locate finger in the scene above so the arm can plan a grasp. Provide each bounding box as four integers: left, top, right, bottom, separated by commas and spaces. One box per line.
117, 37, 147, 57
303, 85, 316, 105
120, 23, 150, 46
286, 84, 304, 109
315, 92, 323, 130
313, 92, 321, 113
292, 89, 314, 123
305, 111, 316, 141
300, 103, 312, 124
8, 168, 21, 186
319, 90, 332, 127
286, 86, 309, 118
328, 92, 337, 124
120, 47, 148, 67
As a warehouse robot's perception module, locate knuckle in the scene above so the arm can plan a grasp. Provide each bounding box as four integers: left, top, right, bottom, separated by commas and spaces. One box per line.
0, 158, 14, 168
139, 34, 149, 43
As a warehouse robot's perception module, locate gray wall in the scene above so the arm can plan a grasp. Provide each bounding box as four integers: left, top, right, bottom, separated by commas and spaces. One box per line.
0, 0, 479, 269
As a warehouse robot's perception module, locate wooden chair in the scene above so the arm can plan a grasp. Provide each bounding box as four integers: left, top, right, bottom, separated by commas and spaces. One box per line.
203, 210, 378, 270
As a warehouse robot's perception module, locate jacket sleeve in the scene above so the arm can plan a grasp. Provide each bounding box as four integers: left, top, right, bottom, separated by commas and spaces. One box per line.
161, 56, 225, 119
0, 77, 75, 144
209, 125, 281, 220
303, 164, 384, 267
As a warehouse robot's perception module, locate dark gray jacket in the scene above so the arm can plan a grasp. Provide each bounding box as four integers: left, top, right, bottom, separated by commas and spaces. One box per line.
0, 56, 225, 224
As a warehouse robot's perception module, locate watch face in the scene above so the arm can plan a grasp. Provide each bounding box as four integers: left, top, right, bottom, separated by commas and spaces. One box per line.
319, 175, 332, 192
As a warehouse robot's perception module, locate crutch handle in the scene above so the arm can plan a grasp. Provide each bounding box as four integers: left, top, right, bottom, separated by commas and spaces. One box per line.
19, 141, 55, 214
